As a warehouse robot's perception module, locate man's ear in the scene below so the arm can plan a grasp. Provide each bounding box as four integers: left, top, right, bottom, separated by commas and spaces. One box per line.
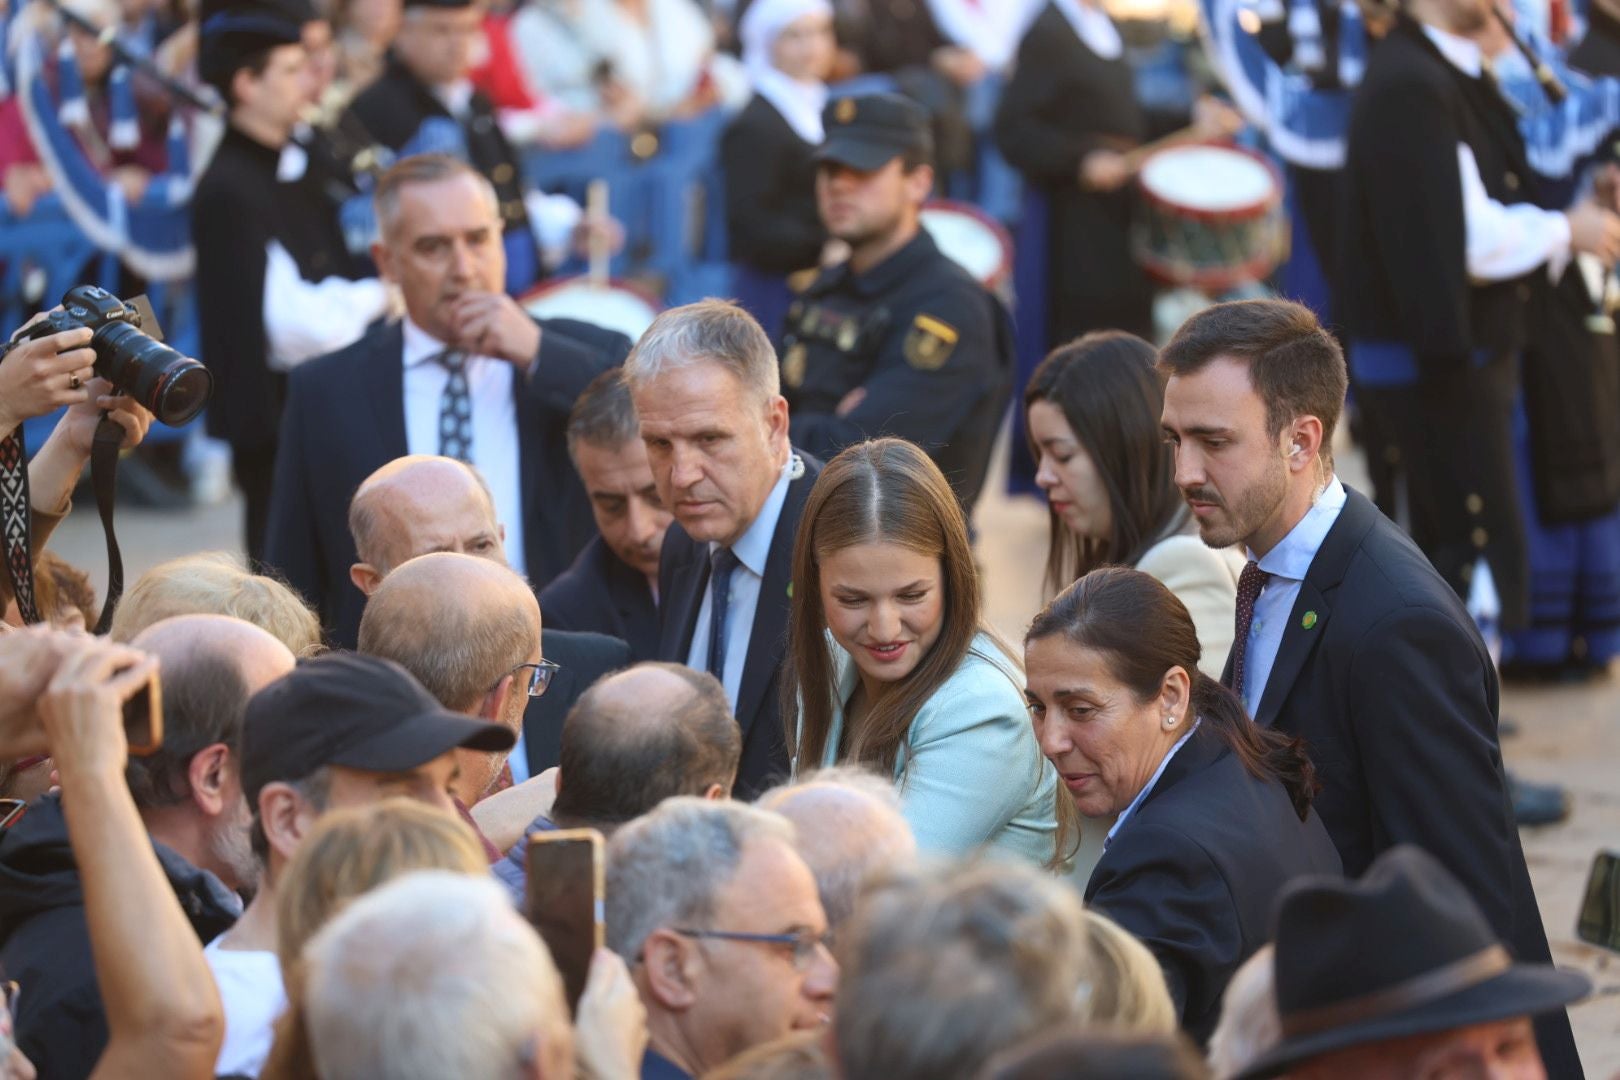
187, 743, 233, 818
905, 162, 936, 204
350, 562, 384, 597
701, 782, 727, 802
479, 674, 514, 722
259, 782, 318, 865
641, 928, 700, 1011
1285, 416, 1326, 474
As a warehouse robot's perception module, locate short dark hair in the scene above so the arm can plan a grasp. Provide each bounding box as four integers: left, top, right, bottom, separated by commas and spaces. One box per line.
125, 650, 252, 810
552, 664, 740, 828
566, 369, 640, 463
1157, 299, 1347, 464
200, 44, 277, 108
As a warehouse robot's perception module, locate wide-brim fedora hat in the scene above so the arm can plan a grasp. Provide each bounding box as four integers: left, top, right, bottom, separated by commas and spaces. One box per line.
1236, 846, 1589, 1079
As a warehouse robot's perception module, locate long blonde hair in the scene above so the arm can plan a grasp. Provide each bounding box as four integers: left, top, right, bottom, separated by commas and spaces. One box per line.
259, 799, 488, 1080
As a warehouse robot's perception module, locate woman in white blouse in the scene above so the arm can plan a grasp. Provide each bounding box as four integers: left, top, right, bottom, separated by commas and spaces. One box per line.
1024, 331, 1243, 677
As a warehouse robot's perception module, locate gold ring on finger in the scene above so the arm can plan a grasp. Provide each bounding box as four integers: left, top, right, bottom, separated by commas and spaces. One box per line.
68, 373, 82, 391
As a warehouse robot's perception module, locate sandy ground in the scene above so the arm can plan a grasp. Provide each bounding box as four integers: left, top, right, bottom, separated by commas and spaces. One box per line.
46, 434, 1620, 1077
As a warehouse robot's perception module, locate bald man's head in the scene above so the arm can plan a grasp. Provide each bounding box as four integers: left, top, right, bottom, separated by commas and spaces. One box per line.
759, 768, 917, 929
552, 663, 740, 831
125, 614, 295, 891
348, 456, 506, 595
357, 552, 541, 803
132, 613, 298, 697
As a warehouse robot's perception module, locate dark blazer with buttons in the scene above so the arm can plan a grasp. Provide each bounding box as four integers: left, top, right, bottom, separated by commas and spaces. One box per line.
264, 317, 631, 649
1221, 486, 1582, 1077
1086, 725, 1342, 1045
656, 453, 822, 799
539, 535, 661, 662
522, 629, 633, 777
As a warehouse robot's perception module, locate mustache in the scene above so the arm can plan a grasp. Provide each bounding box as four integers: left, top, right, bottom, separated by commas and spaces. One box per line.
1182, 486, 1225, 507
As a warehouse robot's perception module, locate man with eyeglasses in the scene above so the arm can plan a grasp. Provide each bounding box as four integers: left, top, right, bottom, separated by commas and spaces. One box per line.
606, 798, 837, 1079
346, 455, 632, 785
358, 551, 549, 812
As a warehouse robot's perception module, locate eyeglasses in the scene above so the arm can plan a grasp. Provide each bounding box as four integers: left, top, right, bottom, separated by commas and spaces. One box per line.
498, 660, 561, 698
674, 928, 834, 971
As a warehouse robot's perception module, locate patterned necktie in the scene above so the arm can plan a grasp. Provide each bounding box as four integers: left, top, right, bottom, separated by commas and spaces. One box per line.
707, 547, 740, 685
1231, 560, 1272, 699
435, 349, 473, 463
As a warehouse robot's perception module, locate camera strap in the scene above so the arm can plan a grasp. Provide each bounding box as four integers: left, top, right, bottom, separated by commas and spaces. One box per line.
0, 426, 43, 626
0, 414, 129, 633
90, 415, 125, 635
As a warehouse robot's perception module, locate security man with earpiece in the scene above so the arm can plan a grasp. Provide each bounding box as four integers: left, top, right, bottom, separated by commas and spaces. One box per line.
779, 93, 1012, 511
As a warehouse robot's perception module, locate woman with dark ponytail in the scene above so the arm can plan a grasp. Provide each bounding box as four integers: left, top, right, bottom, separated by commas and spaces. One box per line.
1024, 567, 1341, 1045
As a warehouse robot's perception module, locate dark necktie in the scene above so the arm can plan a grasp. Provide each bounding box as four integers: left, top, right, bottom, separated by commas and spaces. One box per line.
1231, 560, 1272, 700
707, 546, 740, 685
435, 349, 473, 463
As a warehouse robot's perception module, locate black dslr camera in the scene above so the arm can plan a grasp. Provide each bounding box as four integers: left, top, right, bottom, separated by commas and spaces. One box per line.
11, 285, 212, 427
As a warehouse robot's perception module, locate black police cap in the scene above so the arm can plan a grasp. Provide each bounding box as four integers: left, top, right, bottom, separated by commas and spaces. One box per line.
815, 92, 934, 172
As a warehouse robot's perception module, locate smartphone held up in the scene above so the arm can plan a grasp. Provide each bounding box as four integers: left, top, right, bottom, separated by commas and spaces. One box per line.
525, 828, 606, 1015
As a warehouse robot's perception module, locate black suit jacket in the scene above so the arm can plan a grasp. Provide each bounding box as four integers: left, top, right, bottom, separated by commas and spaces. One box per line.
1222, 487, 1582, 1077
523, 629, 632, 777
263, 317, 631, 649
1085, 727, 1342, 1045
539, 536, 660, 662
656, 454, 822, 798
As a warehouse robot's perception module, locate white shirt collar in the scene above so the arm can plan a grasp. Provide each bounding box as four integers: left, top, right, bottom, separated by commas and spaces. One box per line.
715, 454, 798, 578
1247, 475, 1347, 584
1105, 719, 1200, 848
1422, 23, 1484, 78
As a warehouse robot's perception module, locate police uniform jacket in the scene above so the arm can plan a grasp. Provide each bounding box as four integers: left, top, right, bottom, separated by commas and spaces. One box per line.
1341, 16, 1537, 624
780, 229, 1011, 509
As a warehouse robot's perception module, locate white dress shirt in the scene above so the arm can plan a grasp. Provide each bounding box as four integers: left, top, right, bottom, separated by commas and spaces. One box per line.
1421, 24, 1572, 283
686, 457, 795, 709
262, 242, 390, 372
400, 317, 527, 577
1104, 719, 1200, 848
1240, 476, 1348, 718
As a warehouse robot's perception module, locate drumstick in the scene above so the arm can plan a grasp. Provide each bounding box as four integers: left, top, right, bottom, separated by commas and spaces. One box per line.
586, 179, 610, 287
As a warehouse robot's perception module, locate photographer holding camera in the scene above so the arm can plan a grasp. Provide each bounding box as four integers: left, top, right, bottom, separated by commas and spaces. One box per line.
0, 314, 154, 623
0, 628, 225, 1079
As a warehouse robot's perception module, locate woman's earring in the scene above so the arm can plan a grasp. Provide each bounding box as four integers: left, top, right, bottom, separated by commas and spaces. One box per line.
1164, 712, 1177, 729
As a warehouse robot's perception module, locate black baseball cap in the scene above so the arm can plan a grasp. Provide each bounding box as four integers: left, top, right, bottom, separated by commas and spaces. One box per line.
815, 93, 934, 171
240, 652, 515, 807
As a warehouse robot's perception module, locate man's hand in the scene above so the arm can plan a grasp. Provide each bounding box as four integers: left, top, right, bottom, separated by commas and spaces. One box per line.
36, 637, 155, 784
1566, 200, 1620, 264
931, 45, 987, 88
1191, 95, 1245, 140
448, 292, 543, 367
1079, 149, 1132, 192
0, 626, 83, 759
568, 213, 627, 260
0, 319, 96, 435
573, 949, 648, 1080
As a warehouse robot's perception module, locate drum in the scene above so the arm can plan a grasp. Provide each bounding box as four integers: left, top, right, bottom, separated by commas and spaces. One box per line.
519, 277, 664, 340
1133, 143, 1287, 293
920, 200, 1015, 300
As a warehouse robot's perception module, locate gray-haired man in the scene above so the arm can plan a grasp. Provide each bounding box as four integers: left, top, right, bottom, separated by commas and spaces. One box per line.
607, 798, 837, 1080
625, 300, 822, 797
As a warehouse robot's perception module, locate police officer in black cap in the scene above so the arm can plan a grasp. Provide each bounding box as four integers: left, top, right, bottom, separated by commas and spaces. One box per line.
781, 92, 1012, 510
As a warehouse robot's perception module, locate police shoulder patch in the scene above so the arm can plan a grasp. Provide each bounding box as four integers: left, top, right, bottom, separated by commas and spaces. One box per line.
783, 342, 807, 388
903, 313, 959, 371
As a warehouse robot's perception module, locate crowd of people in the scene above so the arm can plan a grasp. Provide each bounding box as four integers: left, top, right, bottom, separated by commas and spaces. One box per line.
2, 0, 1619, 1075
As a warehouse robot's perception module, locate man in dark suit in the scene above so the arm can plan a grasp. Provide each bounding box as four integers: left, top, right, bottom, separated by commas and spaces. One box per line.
263, 154, 629, 649
344, 454, 630, 788
538, 370, 669, 661
626, 300, 822, 798
1158, 298, 1581, 1077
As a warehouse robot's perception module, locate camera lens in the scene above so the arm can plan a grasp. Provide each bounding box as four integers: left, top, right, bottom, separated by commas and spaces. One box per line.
91, 322, 213, 427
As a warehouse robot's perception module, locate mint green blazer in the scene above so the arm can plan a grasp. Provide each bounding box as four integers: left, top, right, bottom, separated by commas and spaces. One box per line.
814, 632, 1060, 866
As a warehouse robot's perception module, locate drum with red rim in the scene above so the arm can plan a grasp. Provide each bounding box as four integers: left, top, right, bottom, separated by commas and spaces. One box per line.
519, 277, 664, 340
920, 199, 1015, 301
1133, 143, 1287, 293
